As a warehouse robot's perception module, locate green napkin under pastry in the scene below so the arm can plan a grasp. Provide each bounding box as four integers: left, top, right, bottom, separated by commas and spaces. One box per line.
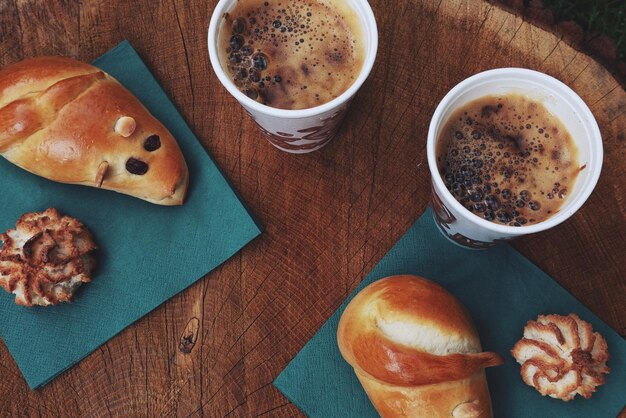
0, 41, 261, 389
274, 207, 626, 417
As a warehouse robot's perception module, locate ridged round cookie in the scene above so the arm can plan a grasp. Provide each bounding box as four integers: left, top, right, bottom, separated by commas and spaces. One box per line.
511, 313, 610, 401
0, 208, 97, 306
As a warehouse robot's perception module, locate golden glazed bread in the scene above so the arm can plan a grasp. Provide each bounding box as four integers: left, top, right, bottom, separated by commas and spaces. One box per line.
0, 56, 188, 205
337, 275, 504, 418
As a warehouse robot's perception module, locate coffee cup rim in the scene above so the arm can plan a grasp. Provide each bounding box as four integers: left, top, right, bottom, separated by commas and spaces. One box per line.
427, 67, 604, 236
207, 0, 378, 119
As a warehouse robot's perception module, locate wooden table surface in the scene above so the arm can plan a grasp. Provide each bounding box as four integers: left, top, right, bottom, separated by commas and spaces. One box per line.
1, 0, 624, 416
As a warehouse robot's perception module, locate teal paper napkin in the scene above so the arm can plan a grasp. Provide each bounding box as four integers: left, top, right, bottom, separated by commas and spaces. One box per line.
0, 41, 261, 389
274, 207, 625, 417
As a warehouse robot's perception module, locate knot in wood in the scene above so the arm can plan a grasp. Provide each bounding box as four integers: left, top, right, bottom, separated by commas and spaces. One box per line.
179, 317, 200, 354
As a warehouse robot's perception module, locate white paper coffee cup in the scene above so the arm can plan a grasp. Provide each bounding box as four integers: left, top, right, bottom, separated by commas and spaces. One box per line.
427, 68, 603, 249
208, 0, 378, 154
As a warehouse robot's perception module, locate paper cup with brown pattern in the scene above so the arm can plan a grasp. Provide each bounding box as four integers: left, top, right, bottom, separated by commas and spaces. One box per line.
208, 0, 378, 154
427, 68, 603, 249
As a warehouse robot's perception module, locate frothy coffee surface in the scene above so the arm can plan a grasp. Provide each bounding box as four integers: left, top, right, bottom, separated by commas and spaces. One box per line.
218, 0, 365, 110
436, 94, 580, 226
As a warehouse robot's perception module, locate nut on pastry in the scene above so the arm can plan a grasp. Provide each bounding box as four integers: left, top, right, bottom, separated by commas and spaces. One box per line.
511, 313, 610, 401
0, 208, 97, 306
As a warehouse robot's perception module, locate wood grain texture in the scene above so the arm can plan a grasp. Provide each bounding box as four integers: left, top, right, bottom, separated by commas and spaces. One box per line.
0, 0, 624, 416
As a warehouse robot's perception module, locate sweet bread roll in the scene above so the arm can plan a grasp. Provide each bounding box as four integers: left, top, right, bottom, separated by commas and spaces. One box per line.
0, 56, 188, 205
337, 275, 503, 417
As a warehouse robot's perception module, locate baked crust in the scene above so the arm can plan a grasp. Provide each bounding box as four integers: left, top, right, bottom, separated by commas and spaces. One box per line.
0, 56, 188, 205
337, 275, 503, 418
0, 208, 97, 306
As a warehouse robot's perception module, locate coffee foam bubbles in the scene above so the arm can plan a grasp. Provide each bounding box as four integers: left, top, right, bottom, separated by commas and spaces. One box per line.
436, 94, 580, 226
218, 0, 365, 110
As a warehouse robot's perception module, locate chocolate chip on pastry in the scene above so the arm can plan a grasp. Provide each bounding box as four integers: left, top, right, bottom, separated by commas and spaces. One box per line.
511, 313, 610, 401
0, 208, 97, 306
0, 57, 189, 205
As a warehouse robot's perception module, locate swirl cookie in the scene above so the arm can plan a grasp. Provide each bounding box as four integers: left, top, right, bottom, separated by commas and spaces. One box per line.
511, 313, 610, 401
0, 208, 97, 306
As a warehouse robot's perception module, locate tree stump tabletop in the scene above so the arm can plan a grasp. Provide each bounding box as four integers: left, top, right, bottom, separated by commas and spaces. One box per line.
0, 0, 624, 416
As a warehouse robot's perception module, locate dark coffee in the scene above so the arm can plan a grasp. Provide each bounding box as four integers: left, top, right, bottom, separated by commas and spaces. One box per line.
436, 94, 580, 226
218, 0, 365, 110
